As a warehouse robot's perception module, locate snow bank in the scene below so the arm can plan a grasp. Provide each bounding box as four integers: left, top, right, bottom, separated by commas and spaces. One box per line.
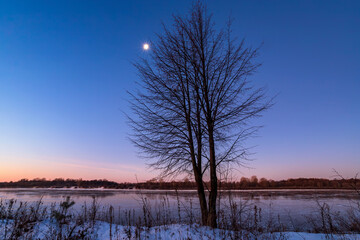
2, 220, 359, 239
95, 222, 360, 240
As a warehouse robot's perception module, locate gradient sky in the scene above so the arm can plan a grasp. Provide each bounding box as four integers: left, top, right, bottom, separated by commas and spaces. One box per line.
1, 0, 359, 182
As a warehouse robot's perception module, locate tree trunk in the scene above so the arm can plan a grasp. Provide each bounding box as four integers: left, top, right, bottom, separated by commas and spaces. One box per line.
207, 129, 217, 228
193, 168, 208, 225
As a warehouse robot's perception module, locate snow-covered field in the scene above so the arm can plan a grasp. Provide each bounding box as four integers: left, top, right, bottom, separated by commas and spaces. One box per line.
2, 220, 359, 240
95, 222, 360, 240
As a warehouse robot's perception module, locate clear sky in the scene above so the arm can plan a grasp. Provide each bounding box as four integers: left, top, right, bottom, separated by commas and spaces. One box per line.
0, 0, 359, 182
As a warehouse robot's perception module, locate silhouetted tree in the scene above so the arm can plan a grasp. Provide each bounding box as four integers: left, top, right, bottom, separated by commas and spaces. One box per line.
129, 2, 271, 227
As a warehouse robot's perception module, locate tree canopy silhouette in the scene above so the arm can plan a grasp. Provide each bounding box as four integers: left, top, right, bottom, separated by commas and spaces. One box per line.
129, 2, 271, 227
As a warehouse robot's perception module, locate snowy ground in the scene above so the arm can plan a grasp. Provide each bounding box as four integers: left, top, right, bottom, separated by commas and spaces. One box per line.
95, 223, 360, 240
2, 218, 360, 239
12, 221, 357, 240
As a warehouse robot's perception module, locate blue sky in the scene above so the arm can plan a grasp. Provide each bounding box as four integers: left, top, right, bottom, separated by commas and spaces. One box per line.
0, 0, 359, 182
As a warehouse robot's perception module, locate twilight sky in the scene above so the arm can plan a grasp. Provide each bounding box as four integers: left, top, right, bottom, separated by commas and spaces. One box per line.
0, 0, 359, 182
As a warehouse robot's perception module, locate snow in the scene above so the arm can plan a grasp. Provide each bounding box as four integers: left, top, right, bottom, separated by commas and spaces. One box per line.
285, 232, 360, 240
2, 220, 360, 239
88, 222, 360, 240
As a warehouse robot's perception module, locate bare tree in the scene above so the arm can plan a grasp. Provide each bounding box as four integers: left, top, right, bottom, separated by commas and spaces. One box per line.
129, 2, 271, 228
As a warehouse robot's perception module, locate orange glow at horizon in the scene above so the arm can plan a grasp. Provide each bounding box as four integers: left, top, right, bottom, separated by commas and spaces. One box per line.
0, 157, 155, 183
1, 156, 358, 183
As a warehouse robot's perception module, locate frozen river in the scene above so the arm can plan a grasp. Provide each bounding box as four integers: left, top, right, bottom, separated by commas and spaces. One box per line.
0, 188, 359, 230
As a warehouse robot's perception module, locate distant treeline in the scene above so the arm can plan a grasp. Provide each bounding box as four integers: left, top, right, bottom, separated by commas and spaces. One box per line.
0, 176, 359, 190
0, 178, 120, 189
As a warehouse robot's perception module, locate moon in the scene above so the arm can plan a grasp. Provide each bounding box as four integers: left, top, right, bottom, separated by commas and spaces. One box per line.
143, 43, 150, 50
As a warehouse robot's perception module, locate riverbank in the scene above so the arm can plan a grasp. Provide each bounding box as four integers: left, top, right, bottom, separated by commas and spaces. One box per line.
1, 177, 359, 190
0, 194, 359, 239
2, 220, 360, 240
